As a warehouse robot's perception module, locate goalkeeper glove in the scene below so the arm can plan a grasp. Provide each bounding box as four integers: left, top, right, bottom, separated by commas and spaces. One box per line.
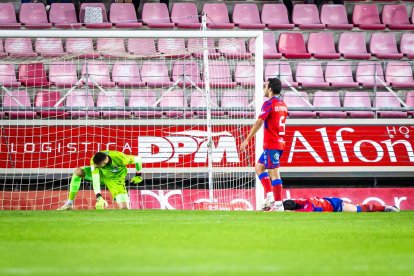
95, 194, 108, 210
130, 172, 143, 185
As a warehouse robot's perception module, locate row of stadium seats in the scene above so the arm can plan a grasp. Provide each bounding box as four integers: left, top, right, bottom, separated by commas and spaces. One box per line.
1, 61, 414, 89
1, 3, 414, 30
1, 32, 413, 60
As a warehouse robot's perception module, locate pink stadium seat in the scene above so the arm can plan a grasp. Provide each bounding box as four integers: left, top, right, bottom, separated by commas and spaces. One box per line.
97, 90, 130, 118
235, 61, 255, 87
292, 4, 325, 29
66, 90, 99, 118
221, 90, 254, 118
406, 91, 414, 117
129, 90, 162, 118
218, 38, 252, 59
202, 3, 234, 29
66, 38, 99, 59
159, 89, 193, 118
109, 3, 142, 28
343, 91, 374, 118
307, 32, 341, 59
261, 4, 294, 29
369, 33, 403, 59
18, 63, 49, 87
325, 62, 358, 88
49, 3, 82, 29
128, 38, 157, 56
142, 3, 175, 28
171, 2, 201, 29
81, 61, 116, 88
296, 62, 329, 88
381, 4, 414, 30
375, 91, 407, 118
356, 62, 387, 88
264, 62, 297, 88
187, 38, 220, 59
20, 3, 52, 29
49, 61, 78, 88
352, 4, 385, 30
283, 91, 316, 118
80, 3, 112, 29
158, 38, 190, 58
35, 38, 66, 57
0, 3, 21, 29
112, 62, 145, 87
3, 90, 36, 119
190, 90, 223, 117
248, 32, 282, 59
34, 91, 67, 118
385, 62, 414, 88
172, 61, 203, 88
0, 64, 20, 87
320, 4, 353, 30
232, 3, 265, 29
97, 38, 127, 58
207, 61, 236, 88
278, 33, 311, 59
313, 91, 347, 118
5, 38, 37, 58
140, 61, 173, 88
400, 33, 414, 59
338, 32, 371, 59
0, 39, 6, 58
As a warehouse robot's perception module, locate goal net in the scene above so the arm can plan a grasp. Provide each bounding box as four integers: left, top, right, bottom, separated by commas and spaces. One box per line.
0, 29, 264, 210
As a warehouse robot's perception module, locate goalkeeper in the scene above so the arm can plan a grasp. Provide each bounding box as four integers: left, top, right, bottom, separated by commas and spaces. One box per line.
58, 150, 143, 210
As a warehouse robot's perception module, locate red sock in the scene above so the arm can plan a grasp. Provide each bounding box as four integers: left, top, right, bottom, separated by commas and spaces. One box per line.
258, 173, 272, 195
272, 184, 283, 202
361, 204, 386, 212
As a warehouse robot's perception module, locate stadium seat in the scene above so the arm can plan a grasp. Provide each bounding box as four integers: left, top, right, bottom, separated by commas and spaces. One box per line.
283, 91, 316, 118
307, 32, 341, 59
406, 91, 414, 117
158, 38, 190, 58
18, 63, 49, 87
0, 3, 21, 29
81, 61, 116, 88
202, 3, 234, 29
375, 91, 407, 118
140, 61, 173, 88
278, 33, 311, 59
97, 90, 130, 118
34, 91, 67, 118
232, 3, 265, 29
261, 4, 294, 29
49, 61, 78, 88
187, 38, 220, 59
313, 91, 347, 118
142, 3, 175, 28
35, 38, 66, 57
0, 64, 20, 87
207, 61, 236, 88
343, 91, 374, 118
234, 61, 255, 87
129, 90, 162, 118
381, 4, 414, 30
159, 89, 193, 118
66, 38, 100, 59
325, 62, 358, 88
128, 38, 158, 56
296, 62, 329, 88
400, 33, 414, 59
5, 38, 37, 58
20, 3, 52, 29
112, 62, 145, 87
248, 32, 282, 59
264, 62, 297, 87
369, 33, 403, 59
385, 62, 414, 88
190, 90, 223, 117
80, 3, 112, 29
109, 3, 142, 28
66, 90, 100, 118
171, 2, 201, 29
49, 3, 82, 29
221, 89, 254, 118
218, 38, 252, 59
172, 61, 203, 88
338, 32, 371, 59
2, 90, 36, 119
320, 4, 353, 30
97, 38, 127, 58
292, 4, 324, 29
356, 62, 387, 88
352, 4, 385, 30
0, 39, 6, 58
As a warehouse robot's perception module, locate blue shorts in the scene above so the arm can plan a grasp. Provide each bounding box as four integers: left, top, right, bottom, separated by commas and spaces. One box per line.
324, 197, 344, 212
258, 149, 283, 169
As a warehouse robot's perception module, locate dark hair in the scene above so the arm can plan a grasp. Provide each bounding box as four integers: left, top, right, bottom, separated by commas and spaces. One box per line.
283, 199, 300, 211
267, 78, 282, 95
93, 152, 107, 165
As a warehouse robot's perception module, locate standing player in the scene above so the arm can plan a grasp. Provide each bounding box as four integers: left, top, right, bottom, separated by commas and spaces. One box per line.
58, 150, 143, 210
240, 78, 288, 212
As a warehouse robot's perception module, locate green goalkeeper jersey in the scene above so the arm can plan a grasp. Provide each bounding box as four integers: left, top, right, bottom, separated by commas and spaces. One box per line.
90, 150, 135, 185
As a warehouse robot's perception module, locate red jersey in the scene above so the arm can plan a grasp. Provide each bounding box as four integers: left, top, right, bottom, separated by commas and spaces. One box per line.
292, 197, 334, 212
258, 96, 288, 150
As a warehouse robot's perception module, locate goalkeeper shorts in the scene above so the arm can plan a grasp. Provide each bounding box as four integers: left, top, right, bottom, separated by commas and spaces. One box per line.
82, 166, 128, 199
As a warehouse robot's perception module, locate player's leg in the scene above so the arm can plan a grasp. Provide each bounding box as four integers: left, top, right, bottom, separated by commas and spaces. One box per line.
356, 203, 399, 212
57, 167, 89, 210
266, 149, 284, 212
106, 179, 129, 209
115, 194, 130, 209
256, 152, 273, 210
342, 202, 358, 212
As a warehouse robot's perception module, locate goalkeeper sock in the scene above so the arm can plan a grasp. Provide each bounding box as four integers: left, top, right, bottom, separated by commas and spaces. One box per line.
69, 174, 82, 201
258, 172, 272, 195
271, 179, 283, 202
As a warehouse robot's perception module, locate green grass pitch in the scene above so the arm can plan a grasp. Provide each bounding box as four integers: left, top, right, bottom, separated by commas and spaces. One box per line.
0, 210, 413, 275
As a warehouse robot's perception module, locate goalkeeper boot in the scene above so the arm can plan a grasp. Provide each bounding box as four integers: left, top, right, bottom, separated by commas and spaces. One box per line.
57, 202, 73, 211
261, 196, 275, 211
269, 201, 284, 212
384, 205, 400, 212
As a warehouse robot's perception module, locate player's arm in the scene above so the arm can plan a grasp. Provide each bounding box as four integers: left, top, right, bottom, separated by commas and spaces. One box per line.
91, 167, 108, 209
240, 118, 264, 151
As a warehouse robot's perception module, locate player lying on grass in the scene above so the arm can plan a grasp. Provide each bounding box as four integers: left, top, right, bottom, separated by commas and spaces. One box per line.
58, 150, 143, 210
282, 197, 400, 212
